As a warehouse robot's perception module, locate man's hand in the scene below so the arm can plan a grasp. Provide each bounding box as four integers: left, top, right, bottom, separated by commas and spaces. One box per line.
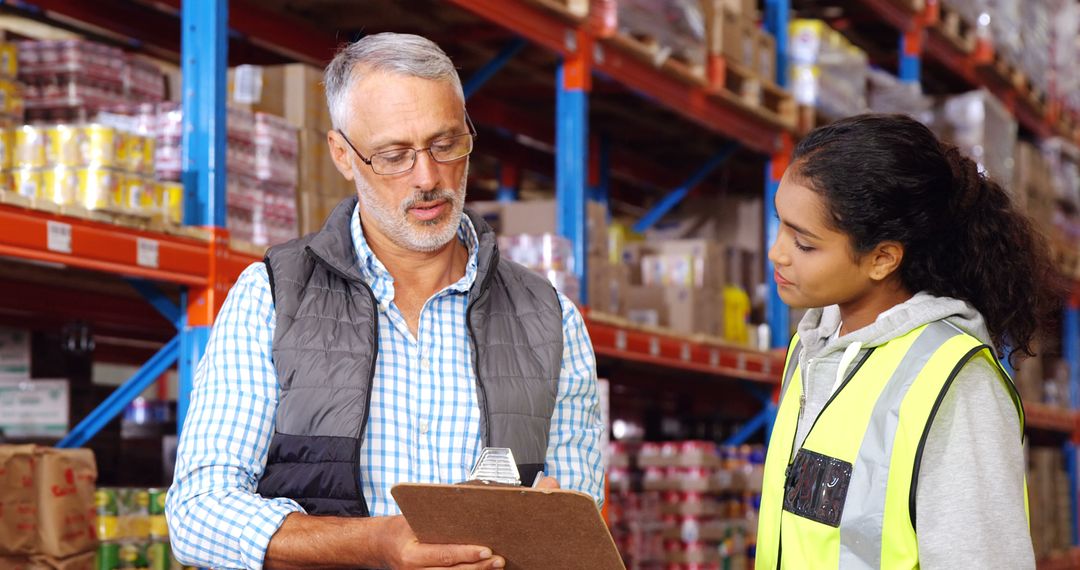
377, 515, 505, 569
534, 476, 560, 490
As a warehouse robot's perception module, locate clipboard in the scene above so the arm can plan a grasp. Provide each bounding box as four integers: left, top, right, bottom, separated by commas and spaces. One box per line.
392, 483, 625, 570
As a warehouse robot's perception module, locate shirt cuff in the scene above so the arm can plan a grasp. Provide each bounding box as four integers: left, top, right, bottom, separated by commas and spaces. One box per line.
239, 498, 306, 570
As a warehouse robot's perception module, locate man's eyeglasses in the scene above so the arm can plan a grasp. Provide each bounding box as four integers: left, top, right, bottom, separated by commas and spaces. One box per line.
337, 113, 477, 176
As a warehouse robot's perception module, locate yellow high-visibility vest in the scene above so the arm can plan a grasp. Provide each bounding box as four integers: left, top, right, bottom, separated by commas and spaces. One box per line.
756, 320, 1026, 569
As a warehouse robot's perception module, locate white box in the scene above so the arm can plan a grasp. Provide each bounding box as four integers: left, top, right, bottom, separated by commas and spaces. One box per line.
0, 327, 30, 381
0, 379, 69, 438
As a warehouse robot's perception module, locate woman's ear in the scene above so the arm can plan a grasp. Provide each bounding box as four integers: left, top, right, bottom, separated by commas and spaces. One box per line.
867, 241, 905, 282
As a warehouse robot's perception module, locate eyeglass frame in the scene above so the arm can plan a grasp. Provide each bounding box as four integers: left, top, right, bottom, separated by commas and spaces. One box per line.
336, 111, 478, 175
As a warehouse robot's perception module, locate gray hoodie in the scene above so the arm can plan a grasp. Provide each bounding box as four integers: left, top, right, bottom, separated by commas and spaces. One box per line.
793, 292, 1035, 569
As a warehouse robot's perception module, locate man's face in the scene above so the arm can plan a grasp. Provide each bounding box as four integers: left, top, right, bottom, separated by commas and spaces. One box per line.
331, 70, 469, 253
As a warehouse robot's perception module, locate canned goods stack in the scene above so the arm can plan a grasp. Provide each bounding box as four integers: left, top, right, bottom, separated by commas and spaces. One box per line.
95, 487, 180, 570
18, 40, 164, 123
254, 112, 299, 246
0, 42, 26, 131
607, 441, 765, 570
4, 123, 175, 220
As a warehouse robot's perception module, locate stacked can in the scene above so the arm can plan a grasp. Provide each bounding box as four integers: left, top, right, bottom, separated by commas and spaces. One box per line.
6, 122, 158, 215
95, 487, 177, 570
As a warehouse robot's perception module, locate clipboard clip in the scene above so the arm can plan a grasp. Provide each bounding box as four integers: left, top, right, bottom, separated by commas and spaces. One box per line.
464, 447, 522, 486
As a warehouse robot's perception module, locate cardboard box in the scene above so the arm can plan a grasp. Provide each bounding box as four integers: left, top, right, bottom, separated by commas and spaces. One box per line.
0, 551, 96, 570
756, 28, 776, 82
0, 445, 38, 556
665, 286, 718, 335
497, 199, 608, 256
0, 446, 96, 559
232, 64, 331, 132
0, 327, 30, 380
0, 380, 69, 438
624, 285, 668, 328
651, 239, 726, 289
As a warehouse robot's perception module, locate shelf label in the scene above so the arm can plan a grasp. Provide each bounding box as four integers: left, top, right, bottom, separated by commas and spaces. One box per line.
615, 330, 627, 351
648, 337, 660, 357
137, 238, 159, 268
710, 350, 720, 368
46, 221, 72, 254
680, 343, 691, 362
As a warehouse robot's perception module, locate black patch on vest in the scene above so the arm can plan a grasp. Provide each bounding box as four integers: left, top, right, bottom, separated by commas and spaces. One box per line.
783, 448, 853, 527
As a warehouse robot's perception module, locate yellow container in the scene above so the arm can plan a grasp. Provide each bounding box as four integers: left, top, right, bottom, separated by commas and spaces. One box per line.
0, 170, 13, 193
0, 128, 13, 170
81, 124, 121, 168
75, 167, 119, 210
41, 166, 79, 206
141, 137, 156, 176
122, 174, 155, 213
157, 181, 183, 225
0, 43, 17, 78
123, 134, 146, 173
12, 167, 42, 199
45, 124, 84, 167
14, 126, 46, 168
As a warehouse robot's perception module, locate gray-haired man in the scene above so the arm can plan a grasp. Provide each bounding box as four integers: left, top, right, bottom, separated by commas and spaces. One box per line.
166, 33, 604, 569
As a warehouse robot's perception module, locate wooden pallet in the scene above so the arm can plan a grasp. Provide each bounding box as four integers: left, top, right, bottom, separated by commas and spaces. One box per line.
605, 32, 706, 87
0, 189, 210, 242
935, 3, 977, 54
229, 238, 267, 258
707, 57, 796, 131
521, 0, 588, 21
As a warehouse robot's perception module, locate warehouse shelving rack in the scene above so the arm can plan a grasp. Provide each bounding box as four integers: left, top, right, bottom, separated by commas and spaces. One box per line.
0, 0, 1077, 564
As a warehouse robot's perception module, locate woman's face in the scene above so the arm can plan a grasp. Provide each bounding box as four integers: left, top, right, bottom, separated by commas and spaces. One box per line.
767, 169, 879, 310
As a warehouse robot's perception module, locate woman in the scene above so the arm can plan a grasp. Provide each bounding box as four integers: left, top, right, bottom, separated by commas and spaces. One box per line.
756, 114, 1061, 569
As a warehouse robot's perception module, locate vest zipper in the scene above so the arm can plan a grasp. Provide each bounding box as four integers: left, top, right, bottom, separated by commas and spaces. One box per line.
465, 239, 498, 449
304, 246, 380, 515
466, 286, 492, 447
776, 347, 875, 568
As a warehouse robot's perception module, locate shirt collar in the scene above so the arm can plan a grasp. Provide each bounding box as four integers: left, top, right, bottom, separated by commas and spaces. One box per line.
350, 204, 479, 297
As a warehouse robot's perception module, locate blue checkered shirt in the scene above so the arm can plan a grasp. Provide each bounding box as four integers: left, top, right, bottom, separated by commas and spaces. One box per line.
166, 206, 604, 569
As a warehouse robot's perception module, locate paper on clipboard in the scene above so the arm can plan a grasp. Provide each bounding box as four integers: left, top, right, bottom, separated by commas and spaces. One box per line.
392, 483, 625, 570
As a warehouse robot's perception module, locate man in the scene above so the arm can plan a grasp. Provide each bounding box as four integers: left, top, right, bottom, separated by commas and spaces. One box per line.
166, 33, 604, 570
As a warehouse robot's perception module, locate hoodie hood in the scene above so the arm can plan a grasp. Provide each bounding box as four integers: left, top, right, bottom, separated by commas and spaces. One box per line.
796, 292, 993, 361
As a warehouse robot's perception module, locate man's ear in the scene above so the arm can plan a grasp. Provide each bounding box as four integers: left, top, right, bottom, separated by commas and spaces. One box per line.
327, 130, 356, 182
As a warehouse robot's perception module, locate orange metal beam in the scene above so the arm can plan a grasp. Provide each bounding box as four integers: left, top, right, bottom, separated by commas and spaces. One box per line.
586, 318, 783, 384
0, 204, 209, 286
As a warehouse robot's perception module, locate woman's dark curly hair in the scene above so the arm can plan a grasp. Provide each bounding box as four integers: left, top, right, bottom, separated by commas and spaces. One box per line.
792, 114, 1064, 363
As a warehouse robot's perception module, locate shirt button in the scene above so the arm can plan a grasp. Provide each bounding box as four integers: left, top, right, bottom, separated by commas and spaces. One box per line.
378, 302, 389, 313
421, 357, 431, 370
420, 420, 430, 434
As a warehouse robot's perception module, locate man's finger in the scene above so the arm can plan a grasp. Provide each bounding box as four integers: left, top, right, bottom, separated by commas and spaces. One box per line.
410, 544, 495, 567
424, 554, 506, 570
535, 476, 560, 490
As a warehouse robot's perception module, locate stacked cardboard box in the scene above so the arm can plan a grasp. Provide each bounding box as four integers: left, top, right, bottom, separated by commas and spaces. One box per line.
230, 64, 354, 236
1029, 447, 1072, 559
635, 239, 726, 336
0, 446, 98, 569
930, 90, 1018, 188
788, 19, 869, 120
470, 199, 614, 309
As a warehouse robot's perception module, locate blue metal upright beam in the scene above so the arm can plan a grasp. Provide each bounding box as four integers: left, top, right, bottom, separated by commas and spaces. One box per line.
591, 135, 611, 214
57, 337, 181, 449
556, 60, 590, 302
181, 0, 228, 228
899, 33, 921, 84
1065, 305, 1080, 410
178, 0, 228, 437
464, 38, 528, 100
764, 0, 789, 87
764, 0, 792, 351
632, 143, 739, 234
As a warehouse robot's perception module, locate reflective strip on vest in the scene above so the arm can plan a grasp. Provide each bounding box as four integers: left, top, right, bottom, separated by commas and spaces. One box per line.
756, 321, 1025, 569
